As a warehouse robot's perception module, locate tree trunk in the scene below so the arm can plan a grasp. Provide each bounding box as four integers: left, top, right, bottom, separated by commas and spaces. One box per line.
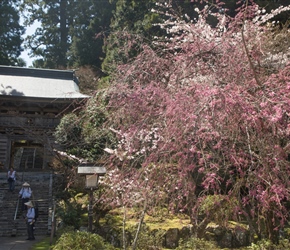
132, 198, 147, 250
122, 205, 127, 250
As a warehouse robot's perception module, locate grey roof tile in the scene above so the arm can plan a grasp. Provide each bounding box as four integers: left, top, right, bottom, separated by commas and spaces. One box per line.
0, 66, 89, 99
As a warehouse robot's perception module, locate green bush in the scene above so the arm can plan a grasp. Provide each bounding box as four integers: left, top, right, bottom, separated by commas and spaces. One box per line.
198, 195, 238, 227
57, 201, 82, 229
52, 231, 117, 250
249, 239, 290, 250
55, 113, 82, 146
177, 237, 218, 250
126, 224, 165, 250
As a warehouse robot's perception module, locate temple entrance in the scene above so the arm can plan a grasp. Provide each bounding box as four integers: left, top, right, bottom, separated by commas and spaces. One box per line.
12, 140, 44, 170
0, 66, 89, 171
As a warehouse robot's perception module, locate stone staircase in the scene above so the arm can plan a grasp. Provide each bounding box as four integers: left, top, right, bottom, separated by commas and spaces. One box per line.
0, 171, 53, 237
19, 147, 44, 170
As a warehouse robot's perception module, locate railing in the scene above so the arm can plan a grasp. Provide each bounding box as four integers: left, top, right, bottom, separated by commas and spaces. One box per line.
13, 197, 20, 220
10, 172, 53, 236
13, 171, 23, 221
50, 201, 56, 245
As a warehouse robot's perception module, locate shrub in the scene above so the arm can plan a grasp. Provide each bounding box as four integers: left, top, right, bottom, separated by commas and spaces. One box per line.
198, 195, 239, 227
52, 231, 117, 250
177, 237, 218, 250
249, 239, 290, 250
57, 201, 82, 229
126, 224, 165, 250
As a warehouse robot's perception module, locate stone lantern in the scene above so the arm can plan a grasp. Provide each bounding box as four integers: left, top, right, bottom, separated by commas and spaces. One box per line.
77, 163, 106, 232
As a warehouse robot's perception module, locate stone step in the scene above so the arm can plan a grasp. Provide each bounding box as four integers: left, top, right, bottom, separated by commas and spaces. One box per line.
0, 230, 49, 237
0, 172, 54, 237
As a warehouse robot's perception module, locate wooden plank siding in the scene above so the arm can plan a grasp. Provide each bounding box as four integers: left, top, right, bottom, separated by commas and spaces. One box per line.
0, 135, 10, 169
0, 66, 89, 172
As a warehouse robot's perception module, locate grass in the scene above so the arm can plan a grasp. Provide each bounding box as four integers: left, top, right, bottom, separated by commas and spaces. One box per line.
100, 208, 191, 231
31, 236, 57, 250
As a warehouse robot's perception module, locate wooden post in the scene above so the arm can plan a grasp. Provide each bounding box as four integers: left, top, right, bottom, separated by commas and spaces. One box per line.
77, 165, 107, 233
88, 189, 93, 232
50, 201, 56, 245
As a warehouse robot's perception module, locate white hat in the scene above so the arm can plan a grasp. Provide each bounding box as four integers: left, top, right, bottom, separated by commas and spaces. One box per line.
24, 201, 33, 207
22, 182, 30, 187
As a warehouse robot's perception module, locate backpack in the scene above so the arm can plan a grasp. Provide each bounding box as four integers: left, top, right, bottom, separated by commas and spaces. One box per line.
33, 202, 39, 221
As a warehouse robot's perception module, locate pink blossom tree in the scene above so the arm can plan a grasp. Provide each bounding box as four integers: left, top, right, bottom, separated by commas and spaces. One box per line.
85, 0, 290, 244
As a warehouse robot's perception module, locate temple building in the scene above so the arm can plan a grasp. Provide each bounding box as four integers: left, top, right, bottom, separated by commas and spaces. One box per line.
0, 66, 89, 171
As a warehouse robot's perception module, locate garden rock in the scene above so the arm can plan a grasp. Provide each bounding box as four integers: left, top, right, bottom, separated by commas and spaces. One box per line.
179, 225, 192, 240
205, 224, 250, 248
164, 228, 180, 249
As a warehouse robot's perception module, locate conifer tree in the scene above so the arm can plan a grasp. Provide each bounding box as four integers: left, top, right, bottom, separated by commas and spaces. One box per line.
21, 0, 114, 69
0, 0, 24, 66
102, 0, 163, 74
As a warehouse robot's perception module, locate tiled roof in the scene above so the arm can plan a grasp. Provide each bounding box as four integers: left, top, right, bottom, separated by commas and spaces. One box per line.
0, 66, 89, 99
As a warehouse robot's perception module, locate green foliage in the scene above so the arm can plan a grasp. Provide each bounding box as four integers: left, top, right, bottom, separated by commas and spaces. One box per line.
66, 0, 115, 69
21, 0, 114, 69
0, 0, 24, 66
16, 57, 26, 67
20, 0, 69, 68
31, 236, 52, 250
126, 224, 166, 250
54, 113, 83, 150
55, 93, 118, 161
102, 0, 164, 74
198, 195, 239, 226
103, 213, 122, 227
177, 237, 218, 250
96, 76, 112, 90
52, 231, 117, 250
57, 200, 83, 229
249, 239, 290, 250
146, 207, 171, 223
85, 98, 108, 128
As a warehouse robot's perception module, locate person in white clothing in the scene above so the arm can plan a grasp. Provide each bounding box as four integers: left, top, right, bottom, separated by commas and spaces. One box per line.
24, 201, 35, 240
19, 182, 32, 212
7, 167, 17, 192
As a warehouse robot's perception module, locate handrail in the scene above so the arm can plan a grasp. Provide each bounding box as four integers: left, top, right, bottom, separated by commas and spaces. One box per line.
14, 172, 24, 221
50, 201, 56, 245
13, 197, 20, 220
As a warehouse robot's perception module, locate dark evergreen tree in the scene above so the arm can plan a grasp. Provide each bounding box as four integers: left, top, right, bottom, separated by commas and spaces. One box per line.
101, 0, 236, 75
67, 0, 114, 69
21, 0, 114, 69
21, 0, 71, 68
0, 0, 24, 66
101, 0, 163, 74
